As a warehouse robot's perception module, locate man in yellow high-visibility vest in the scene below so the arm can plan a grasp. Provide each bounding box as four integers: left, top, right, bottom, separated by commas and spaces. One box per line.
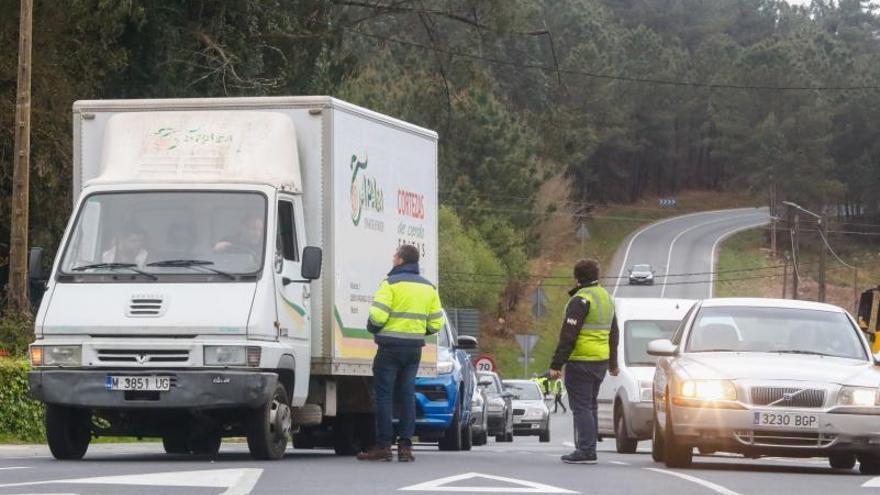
549, 259, 619, 464
357, 244, 444, 463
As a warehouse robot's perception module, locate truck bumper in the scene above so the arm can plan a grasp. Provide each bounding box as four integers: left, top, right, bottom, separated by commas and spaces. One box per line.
29, 369, 277, 409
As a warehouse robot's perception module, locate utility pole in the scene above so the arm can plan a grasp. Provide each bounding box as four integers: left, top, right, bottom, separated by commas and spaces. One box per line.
770, 184, 777, 258
782, 253, 788, 299
6, 0, 34, 313
791, 212, 799, 300
818, 216, 827, 303
853, 267, 859, 313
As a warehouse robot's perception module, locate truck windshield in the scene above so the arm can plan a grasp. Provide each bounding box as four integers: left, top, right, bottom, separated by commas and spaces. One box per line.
60, 191, 267, 279
625, 320, 680, 366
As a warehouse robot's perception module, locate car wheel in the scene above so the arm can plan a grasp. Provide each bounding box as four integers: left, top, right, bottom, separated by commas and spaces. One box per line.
615, 409, 638, 454
539, 428, 551, 443
829, 453, 856, 470
246, 382, 291, 460
663, 398, 693, 468
439, 401, 463, 451
191, 433, 222, 456
859, 453, 880, 474
46, 405, 91, 460
651, 408, 664, 462
474, 429, 487, 446
461, 413, 473, 451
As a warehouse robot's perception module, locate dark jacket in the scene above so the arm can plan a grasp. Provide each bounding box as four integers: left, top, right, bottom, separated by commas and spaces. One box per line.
550, 281, 619, 371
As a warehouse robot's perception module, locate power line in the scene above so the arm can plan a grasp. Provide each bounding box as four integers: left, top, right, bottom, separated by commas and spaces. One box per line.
348, 29, 880, 92
440, 272, 783, 288
441, 263, 792, 281
818, 226, 857, 270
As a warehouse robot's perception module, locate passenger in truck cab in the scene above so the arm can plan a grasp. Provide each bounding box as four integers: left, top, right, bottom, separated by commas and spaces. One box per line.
213, 214, 264, 257
102, 225, 149, 267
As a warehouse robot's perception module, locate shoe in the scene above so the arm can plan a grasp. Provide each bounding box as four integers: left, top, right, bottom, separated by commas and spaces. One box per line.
561, 451, 597, 464
398, 445, 415, 462
356, 446, 392, 462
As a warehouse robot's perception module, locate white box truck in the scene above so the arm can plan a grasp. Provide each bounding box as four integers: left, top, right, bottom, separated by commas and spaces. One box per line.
26, 96, 439, 460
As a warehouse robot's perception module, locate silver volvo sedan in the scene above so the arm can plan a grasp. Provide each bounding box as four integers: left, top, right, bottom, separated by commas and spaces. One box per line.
648, 298, 880, 473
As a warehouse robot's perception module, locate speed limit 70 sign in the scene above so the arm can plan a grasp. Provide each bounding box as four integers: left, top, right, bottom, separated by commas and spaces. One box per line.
474, 355, 496, 372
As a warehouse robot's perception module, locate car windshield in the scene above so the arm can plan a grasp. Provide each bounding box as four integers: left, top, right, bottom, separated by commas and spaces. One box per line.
60, 191, 267, 279
625, 320, 680, 365
687, 306, 867, 360
504, 382, 543, 400
479, 374, 500, 394
633, 265, 651, 271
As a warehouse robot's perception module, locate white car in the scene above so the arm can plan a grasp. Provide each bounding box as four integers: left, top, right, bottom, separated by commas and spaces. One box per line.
504, 380, 551, 442
649, 298, 880, 473
597, 298, 695, 453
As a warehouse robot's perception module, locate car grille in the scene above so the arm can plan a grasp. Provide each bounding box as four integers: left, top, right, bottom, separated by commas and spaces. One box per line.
750, 387, 826, 408
734, 430, 836, 448
97, 349, 190, 364
513, 408, 526, 416
416, 385, 447, 402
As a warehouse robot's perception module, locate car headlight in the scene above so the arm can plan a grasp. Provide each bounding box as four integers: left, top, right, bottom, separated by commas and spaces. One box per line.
679, 380, 737, 401
32, 345, 81, 366
639, 380, 654, 402
204, 346, 247, 366
838, 387, 880, 407
437, 359, 455, 375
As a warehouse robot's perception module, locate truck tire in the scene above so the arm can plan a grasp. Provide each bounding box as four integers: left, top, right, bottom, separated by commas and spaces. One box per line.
663, 398, 692, 468
859, 453, 880, 475
46, 405, 91, 460
292, 431, 316, 449
191, 433, 222, 456
439, 402, 463, 451
333, 415, 359, 456
162, 435, 189, 454
615, 410, 638, 454
246, 382, 291, 460
829, 453, 856, 470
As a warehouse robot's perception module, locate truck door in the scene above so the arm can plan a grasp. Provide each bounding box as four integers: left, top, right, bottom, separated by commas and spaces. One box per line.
274, 195, 310, 340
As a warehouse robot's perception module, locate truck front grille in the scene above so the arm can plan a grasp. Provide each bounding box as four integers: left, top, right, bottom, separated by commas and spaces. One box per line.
750, 387, 826, 408
97, 349, 190, 364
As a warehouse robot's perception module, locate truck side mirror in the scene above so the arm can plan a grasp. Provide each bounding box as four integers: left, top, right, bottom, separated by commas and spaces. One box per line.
301, 246, 323, 280
456, 335, 478, 350
28, 247, 45, 281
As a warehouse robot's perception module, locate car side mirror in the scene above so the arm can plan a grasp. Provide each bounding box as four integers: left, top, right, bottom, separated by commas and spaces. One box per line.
501, 391, 514, 399
301, 246, 322, 280
28, 247, 45, 281
457, 335, 478, 350
478, 378, 494, 388
647, 339, 677, 357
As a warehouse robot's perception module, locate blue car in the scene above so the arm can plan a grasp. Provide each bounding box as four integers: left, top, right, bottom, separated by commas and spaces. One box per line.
412, 316, 478, 450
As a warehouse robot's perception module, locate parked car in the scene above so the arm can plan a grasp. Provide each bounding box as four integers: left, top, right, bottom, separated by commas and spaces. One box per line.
504, 380, 550, 442
413, 315, 478, 451
628, 264, 655, 285
649, 298, 880, 473
470, 373, 489, 446
597, 298, 695, 453
477, 371, 514, 442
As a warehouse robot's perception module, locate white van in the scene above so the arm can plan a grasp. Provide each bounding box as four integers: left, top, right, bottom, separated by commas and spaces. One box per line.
597, 298, 695, 453
27, 97, 438, 460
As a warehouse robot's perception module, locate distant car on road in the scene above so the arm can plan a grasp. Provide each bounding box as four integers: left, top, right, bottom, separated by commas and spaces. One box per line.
597, 298, 695, 453
649, 298, 880, 473
628, 264, 655, 285
477, 371, 514, 442
504, 380, 550, 442
470, 373, 489, 446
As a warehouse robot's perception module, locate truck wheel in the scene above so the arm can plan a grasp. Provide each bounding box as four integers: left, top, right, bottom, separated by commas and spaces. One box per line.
246, 382, 291, 460
663, 398, 692, 468
651, 408, 665, 462
829, 453, 856, 470
292, 431, 316, 449
191, 433, 222, 456
859, 453, 880, 474
162, 435, 190, 454
539, 428, 551, 443
333, 415, 359, 456
439, 402, 463, 451
615, 410, 638, 454
46, 405, 91, 460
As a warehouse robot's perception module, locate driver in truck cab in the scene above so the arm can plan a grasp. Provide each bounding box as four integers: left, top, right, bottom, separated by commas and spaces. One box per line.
213, 214, 264, 257
101, 225, 149, 266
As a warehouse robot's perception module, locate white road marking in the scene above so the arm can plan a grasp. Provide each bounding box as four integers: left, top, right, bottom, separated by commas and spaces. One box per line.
0, 467, 30, 470
399, 472, 578, 493
612, 208, 755, 296
609, 461, 630, 465
562, 442, 574, 448
707, 219, 769, 297
862, 477, 880, 487
0, 468, 263, 495
645, 468, 742, 495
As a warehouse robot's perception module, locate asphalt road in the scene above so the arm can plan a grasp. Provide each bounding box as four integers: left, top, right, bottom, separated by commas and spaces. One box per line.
611, 208, 770, 300
1, 411, 878, 495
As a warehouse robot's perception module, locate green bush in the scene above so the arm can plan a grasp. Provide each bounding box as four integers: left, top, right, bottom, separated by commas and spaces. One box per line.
0, 359, 45, 442
0, 312, 34, 357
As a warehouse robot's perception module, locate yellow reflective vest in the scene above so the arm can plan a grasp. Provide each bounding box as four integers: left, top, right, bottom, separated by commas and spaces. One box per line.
368, 264, 444, 345
568, 285, 615, 361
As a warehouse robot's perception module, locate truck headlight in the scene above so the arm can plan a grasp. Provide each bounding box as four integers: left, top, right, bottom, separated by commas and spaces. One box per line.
639, 380, 654, 402
679, 380, 737, 401
437, 359, 455, 375
32, 345, 81, 366
838, 387, 880, 407
204, 346, 246, 366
